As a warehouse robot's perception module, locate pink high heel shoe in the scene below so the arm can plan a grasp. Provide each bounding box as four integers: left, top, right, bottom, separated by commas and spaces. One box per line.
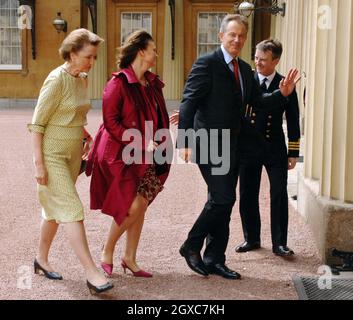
121, 259, 153, 278
101, 262, 113, 277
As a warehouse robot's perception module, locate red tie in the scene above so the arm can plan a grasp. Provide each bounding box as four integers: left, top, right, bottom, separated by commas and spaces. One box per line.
232, 58, 241, 89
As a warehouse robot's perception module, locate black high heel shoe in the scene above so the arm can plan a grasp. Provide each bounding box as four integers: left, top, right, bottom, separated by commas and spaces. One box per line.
87, 280, 114, 295
34, 259, 63, 280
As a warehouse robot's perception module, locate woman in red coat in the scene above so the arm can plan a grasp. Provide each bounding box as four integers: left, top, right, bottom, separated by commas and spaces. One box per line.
86, 30, 172, 277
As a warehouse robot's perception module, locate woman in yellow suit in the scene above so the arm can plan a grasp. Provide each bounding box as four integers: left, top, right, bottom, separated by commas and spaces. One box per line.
28, 29, 113, 294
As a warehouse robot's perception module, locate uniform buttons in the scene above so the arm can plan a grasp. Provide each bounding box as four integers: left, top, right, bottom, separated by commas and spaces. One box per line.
132, 121, 136, 126
268, 115, 272, 119
251, 120, 255, 124
252, 113, 256, 117
266, 135, 270, 138
267, 123, 271, 126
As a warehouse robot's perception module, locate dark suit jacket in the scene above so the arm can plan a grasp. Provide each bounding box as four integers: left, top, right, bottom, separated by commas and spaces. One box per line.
238, 71, 301, 160
177, 48, 288, 161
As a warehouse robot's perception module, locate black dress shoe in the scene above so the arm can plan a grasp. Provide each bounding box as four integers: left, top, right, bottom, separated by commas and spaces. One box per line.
206, 263, 241, 280
179, 244, 209, 276
87, 280, 114, 295
235, 241, 261, 253
34, 259, 63, 280
273, 246, 295, 257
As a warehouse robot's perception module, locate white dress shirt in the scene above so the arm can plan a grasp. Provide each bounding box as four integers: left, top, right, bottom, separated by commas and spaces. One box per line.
257, 71, 276, 89
221, 45, 244, 96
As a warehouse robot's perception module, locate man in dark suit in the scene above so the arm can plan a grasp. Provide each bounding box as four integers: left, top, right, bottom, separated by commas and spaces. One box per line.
177, 14, 300, 279
235, 39, 300, 257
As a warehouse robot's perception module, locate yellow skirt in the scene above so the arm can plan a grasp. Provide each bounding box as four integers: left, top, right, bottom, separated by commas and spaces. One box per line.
38, 126, 84, 223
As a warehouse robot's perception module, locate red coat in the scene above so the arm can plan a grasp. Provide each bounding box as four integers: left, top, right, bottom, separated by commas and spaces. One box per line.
86, 67, 172, 225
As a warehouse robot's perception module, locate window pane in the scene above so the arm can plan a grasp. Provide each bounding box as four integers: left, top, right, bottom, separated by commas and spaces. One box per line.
122, 13, 131, 22
132, 13, 140, 30
2, 47, 11, 64
0, 10, 9, 26
11, 28, 19, 45
198, 31, 207, 43
208, 45, 218, 53
0, 9, 4, 28
197, 12, 226, 57
12, 46, 20, 62
9, 0, 17, 9
0, 1, 10, 9
10, 8, 16, 27
142, 13, 151, 31
1, 29, 9, 45
0, 28, 6, 45
198, 45, 208, 57
198, 13, 207, 29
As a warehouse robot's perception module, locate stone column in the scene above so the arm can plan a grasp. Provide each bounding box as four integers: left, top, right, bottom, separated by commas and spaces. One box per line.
162, 0, 184, 101
88, 0, 108, 103
320, 0, 353, 201
273, 0, 353, 263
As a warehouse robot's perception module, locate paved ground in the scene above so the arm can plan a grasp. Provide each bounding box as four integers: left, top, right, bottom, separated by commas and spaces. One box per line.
0, 109, 322, 300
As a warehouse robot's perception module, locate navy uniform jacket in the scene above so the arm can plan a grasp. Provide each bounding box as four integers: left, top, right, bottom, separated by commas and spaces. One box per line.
238, 72, 301, 160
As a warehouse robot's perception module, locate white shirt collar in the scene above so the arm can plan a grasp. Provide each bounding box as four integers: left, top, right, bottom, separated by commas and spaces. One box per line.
221, 45, 236, 65
258, 71, 276, 88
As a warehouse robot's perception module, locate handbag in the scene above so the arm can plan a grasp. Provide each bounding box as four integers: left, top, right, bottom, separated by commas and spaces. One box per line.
79, 159, 87, 175
79, 134, 90, 175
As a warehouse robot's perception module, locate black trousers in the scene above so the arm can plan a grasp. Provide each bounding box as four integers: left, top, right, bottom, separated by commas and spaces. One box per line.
238, 140, 288, 247
184, 146, 238, 266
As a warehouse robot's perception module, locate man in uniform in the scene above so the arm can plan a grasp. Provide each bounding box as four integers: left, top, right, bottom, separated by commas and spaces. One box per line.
235, 39, 300, 257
